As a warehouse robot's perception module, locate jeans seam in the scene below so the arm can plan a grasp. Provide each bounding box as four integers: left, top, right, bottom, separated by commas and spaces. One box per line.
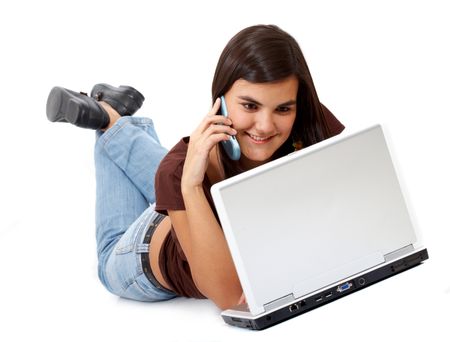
120, 240, 148, 293
100, 119, 131, 148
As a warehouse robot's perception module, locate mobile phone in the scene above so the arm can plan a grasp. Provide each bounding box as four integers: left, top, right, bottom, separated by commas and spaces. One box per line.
220, 96, 241, 160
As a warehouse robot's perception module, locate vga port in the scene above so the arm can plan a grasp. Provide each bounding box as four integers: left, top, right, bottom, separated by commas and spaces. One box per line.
337, 281, 353, 293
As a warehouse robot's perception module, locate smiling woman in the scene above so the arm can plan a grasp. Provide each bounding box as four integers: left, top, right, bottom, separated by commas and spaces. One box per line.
45, 24, 345, 311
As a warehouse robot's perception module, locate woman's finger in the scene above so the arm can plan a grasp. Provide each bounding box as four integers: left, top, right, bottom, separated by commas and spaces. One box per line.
237, 292, 247, 305
194, 114, 232, 137
207, 97, 221, 116
204, 122, 237, 137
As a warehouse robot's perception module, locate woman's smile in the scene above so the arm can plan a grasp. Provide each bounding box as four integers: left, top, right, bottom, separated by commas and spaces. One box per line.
245, 132, 277, 144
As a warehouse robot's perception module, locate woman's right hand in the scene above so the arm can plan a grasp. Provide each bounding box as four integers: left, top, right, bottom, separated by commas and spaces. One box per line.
181, 97, 237, 192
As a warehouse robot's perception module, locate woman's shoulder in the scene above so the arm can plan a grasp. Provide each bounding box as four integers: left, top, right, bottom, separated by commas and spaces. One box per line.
155, 137, 190, 213
156, 137, 189, 178
167, 136, 190, 155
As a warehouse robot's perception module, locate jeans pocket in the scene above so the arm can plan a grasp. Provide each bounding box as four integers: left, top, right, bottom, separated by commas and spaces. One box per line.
114, 219, 147, 255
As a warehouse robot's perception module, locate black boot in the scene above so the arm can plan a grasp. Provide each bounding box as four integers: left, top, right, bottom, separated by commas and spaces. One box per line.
90, 83, 145, 116
46, 87, 110, 130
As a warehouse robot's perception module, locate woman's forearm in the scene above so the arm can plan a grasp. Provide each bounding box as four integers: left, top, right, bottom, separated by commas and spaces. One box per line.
177, 100, 242, 309
182, 185, 242, 308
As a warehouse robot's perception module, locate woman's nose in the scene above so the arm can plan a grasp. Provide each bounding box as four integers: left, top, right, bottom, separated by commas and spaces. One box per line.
254, 111, 276, 133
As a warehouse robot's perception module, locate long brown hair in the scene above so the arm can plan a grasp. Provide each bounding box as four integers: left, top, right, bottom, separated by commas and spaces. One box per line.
211, 24, 332, 178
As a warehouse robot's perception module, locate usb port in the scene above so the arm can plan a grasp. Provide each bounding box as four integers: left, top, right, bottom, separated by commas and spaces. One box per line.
325, 292, 333, 298
315, 296, 323, 302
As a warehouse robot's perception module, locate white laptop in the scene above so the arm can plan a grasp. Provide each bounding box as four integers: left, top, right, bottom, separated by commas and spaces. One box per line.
211, 124, 428, 330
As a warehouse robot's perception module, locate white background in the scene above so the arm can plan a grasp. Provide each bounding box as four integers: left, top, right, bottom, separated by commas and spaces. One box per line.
0, 0, 449, 341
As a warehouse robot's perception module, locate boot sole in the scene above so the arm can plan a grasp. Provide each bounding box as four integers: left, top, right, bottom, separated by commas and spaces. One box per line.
46, 87, 108, 129
46, 87, 86, 125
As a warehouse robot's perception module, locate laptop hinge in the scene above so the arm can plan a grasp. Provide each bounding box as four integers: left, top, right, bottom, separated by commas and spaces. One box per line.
384, 244, 414, 262
263, 293, 295, 312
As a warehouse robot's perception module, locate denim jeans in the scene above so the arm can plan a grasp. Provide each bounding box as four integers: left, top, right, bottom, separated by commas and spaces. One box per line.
94, 116, 177, 301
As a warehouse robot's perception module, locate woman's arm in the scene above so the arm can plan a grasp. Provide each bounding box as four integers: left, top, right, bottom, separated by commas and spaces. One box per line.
168, 203, 242, 310
167, 98, 242, 310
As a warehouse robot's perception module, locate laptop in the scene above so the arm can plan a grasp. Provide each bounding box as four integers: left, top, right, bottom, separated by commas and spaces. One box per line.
210, 124, 428, 330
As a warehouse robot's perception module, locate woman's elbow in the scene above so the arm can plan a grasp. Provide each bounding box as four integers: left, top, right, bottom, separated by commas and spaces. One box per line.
195, 281, 242, 310
211, 294, 241, 311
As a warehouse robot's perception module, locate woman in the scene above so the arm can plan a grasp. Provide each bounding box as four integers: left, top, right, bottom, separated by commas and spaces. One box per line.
46, 24, 344, 310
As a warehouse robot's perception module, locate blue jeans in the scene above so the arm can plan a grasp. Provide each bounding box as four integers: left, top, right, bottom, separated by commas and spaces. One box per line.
95, 116, 177, 301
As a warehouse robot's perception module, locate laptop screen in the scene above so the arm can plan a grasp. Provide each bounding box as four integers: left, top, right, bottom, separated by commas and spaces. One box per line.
211, 125, 417, 315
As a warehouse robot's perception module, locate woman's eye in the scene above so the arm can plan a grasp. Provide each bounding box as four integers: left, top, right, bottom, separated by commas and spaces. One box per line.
242, 103, 258, 110
277, 106, 291, 113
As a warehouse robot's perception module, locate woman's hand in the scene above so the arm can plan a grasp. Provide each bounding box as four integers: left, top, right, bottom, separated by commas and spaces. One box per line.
237, 292, 247, 305
182, 98, 237, 192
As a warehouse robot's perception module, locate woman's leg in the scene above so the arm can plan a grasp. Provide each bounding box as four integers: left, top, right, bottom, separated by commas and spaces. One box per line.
94, 115, 174, 301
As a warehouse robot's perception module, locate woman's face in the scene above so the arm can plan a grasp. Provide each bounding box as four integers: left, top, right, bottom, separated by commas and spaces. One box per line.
223, 76, 298, 169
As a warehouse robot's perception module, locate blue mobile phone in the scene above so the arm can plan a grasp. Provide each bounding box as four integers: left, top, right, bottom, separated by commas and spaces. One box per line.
220, 96, 241, 160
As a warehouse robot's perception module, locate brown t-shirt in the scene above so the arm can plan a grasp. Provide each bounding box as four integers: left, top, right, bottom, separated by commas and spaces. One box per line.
154, 103, 345, 299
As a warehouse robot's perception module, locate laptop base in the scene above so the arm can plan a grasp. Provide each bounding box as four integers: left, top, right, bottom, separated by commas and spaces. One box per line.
222, 248, 428, 330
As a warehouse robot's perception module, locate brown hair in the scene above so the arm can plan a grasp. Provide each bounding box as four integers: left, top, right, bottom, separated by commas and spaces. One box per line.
211, 24, 332, 177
